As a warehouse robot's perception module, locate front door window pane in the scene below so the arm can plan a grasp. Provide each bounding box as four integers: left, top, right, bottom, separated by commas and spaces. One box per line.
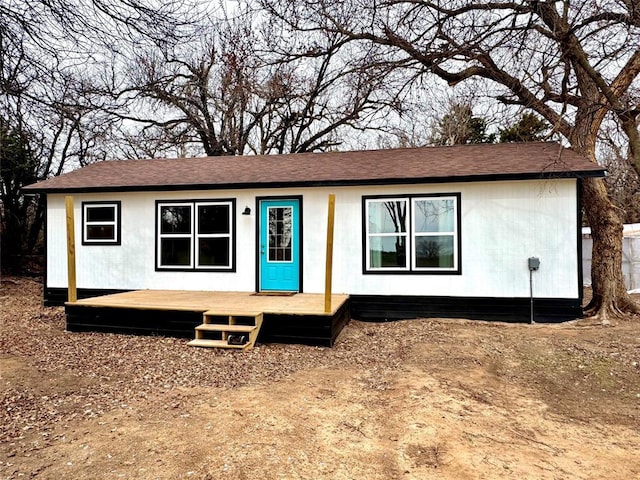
268, 207, 292, 262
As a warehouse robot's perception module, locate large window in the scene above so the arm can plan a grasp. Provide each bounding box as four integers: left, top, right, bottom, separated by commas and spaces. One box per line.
156, 200, 235, 271
364, 194, 460, 273
82, 201, 121, 245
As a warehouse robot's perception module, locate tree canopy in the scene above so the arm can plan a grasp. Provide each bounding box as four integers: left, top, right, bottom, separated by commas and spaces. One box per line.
499, 113, 549, 143
262, 0, 640, 319
430, 102, 495, 145
2, 0, 639, 320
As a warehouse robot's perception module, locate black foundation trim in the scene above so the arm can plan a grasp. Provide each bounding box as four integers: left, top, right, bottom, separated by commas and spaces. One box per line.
350, 295, 582, 323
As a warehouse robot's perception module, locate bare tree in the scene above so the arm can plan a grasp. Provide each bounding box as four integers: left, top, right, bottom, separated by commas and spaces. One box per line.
262, 0, 640, 320
121, 28, 256, 157
599, 135, 640, 224
430, 100, 495, 145
0, 24, 123, 270
0, 0, 202, 272
115, 7, 398, 157
0, 0, 199, 54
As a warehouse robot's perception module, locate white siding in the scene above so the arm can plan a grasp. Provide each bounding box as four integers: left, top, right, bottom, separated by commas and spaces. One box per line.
46, 178, 579, 299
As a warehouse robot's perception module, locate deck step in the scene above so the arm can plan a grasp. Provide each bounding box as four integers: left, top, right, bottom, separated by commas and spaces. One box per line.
187, 339, 248, 349
189, 311, 263, 350
195, 323, 257, 333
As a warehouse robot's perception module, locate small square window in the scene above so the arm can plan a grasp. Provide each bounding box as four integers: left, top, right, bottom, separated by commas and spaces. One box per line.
82, 202, 121, 245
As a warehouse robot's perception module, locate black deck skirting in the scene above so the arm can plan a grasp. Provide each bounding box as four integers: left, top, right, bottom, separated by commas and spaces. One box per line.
66, 306, 204, 338
57, 289, 580, 346
349, 295, 582, 323
65, 300, 351, 347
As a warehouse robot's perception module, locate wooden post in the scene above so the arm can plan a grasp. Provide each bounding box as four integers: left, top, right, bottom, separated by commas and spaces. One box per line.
324, 194, 336, 313
65, 196, 77, 303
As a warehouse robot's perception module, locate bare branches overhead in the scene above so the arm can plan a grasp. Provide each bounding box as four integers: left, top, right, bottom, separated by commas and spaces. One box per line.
111, 5, 402, 157
260, 0, 640, 320
263, 0, 639, 166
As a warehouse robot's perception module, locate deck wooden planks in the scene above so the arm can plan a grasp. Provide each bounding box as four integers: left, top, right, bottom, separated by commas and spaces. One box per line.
70, 290, 350, 316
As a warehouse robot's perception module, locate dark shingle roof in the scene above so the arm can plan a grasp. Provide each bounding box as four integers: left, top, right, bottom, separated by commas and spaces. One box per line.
23, 142, 604, 193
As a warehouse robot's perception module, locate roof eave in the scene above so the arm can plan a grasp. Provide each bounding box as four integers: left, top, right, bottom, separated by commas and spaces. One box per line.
22, 169, 605, 195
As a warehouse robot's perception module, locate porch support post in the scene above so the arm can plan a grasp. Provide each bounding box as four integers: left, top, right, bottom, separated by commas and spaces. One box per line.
65, 195, 77, 303
324, 194, 336, 313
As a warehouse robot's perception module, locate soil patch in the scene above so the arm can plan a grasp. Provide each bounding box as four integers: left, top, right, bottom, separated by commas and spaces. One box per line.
1, 277, 639, 479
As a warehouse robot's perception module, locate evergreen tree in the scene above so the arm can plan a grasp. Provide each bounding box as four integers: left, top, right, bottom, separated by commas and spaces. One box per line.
0, 122, 38, 272
499, 113, 549, 143
431, 102, 495, 145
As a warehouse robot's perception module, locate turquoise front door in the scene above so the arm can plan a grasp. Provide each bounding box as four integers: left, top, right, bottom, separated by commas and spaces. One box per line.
259, 199, 300, 291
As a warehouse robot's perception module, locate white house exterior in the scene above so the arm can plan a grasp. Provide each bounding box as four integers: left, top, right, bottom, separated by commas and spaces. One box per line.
25, 142, 604, 323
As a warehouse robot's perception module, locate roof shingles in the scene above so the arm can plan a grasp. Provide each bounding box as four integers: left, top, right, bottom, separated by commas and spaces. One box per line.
24, 142, 604, 193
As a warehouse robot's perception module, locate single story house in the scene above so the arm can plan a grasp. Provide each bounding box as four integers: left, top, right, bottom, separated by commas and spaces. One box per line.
24, 142, 604, 344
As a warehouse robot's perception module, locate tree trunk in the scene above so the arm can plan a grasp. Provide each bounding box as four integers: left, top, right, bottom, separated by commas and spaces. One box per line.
582, 177, 640, 322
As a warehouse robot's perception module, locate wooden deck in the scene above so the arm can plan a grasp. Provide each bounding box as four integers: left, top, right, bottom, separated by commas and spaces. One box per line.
65, 290, 351, 346
70, 290, 349, 315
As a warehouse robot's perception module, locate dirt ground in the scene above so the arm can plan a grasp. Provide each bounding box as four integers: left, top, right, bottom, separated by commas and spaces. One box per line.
1, 277, 639, 479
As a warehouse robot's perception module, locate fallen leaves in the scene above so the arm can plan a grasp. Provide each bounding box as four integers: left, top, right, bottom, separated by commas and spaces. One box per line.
1, 275, 639, 464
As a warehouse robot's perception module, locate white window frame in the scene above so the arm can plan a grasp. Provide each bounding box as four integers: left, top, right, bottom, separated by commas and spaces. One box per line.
364, 194, 460, 274
82, 201, 120, 245
411, 196, 459, 272
195, 201, 233, 270
364, 197, 410, 272
157, 200, 234, 271
157, 201, 193, 269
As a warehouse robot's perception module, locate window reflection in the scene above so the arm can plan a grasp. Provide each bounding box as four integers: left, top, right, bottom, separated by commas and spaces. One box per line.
157, 201, 233, 270
414, 199, 454, 233
268, 207, 293, 262
365, 195, 459, 272
161, 206, 191, 234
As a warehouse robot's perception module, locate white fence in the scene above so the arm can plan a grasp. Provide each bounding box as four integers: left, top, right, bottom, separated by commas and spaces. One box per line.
582, 223, 640, 293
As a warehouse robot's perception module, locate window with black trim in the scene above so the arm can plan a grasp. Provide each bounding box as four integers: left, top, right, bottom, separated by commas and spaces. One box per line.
156, 200, 235, 271
82, 201, 121, 245
364, 194, 460, 273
